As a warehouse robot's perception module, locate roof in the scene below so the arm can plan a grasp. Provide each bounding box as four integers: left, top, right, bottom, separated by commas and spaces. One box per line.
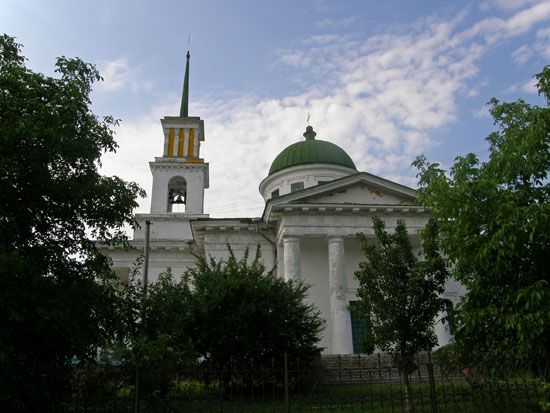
268, 126, 357, 175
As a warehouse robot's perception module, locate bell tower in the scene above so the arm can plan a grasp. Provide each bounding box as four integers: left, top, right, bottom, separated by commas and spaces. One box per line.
149, 51, 209, 215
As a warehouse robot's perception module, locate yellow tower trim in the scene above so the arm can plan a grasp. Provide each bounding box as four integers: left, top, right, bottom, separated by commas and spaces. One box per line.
177, 128, 185, 157
187, 128, 195, 158
167, 128, 175, 156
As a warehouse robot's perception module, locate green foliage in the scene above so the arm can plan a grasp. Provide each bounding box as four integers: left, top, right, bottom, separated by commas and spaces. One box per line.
539, 382, 550, 412
0, 34, 144, 411
355, 217, 449, 370
413, 66, 550, 372
183, 246, 324, 374
169, 379, 219, 400
118, 268, 196, 370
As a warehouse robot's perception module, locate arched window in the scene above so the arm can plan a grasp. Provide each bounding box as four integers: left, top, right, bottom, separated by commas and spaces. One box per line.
167, 176, 187, 212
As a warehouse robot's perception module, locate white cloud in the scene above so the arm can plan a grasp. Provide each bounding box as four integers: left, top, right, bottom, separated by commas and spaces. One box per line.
506, 74, 542, 95
480, 0, 548, 12
100, 97, 180, 212
276, 51, 311, 68
512, 44, 533, 64
105, 4, 550, 218
458, 1, 550, 45
315, 16, 356, 29
534, 26, 550, 58
96, 57, 150, 92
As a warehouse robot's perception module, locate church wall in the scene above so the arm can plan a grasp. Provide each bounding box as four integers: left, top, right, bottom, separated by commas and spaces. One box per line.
259, 164, 356, 201
150, 165, 206, 214
101, 244, 197, 284
300, 238, 331, 353
145, 249, 196, 282
134, 215, 195, 241
203, 231, 276, 270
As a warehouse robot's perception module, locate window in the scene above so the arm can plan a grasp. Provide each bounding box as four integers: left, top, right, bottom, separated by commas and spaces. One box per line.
318, 180, 329, 186
349, 301, 369, 354
167, 176, 187, 213
290, 182, 304, 192
271, 189, 280, 199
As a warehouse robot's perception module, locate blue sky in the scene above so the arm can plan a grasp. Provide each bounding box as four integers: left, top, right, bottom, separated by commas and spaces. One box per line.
2, 0, 549, 217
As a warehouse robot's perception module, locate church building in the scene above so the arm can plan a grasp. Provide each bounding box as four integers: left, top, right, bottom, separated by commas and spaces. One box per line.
102, 52, 463, 354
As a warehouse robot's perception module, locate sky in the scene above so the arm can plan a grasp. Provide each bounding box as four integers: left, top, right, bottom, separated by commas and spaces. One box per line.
2, 0, 549, 218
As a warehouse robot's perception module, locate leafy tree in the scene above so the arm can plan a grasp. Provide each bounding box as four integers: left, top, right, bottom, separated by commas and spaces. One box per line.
0, 35, 144, 411
119, 267, 196, 367
117, 267, 197, 398
355, 217, 448, 413
413, 66, 550, 374
182, 246, 324, 390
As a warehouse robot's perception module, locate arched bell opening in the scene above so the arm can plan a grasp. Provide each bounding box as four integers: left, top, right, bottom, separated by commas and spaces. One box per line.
167, 176, 187, 213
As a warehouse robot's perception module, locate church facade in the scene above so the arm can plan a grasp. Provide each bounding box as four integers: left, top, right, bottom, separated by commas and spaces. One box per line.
102, 53, 464, 354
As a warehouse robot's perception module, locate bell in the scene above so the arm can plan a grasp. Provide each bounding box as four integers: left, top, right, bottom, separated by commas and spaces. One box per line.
172, 194, 185, 204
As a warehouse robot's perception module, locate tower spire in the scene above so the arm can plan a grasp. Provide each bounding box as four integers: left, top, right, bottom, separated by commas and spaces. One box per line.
180, 50, 190, 117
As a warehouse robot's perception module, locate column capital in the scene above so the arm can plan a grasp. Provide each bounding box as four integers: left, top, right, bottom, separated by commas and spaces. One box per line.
283, 236, 300, 243
327, 236, 344, 244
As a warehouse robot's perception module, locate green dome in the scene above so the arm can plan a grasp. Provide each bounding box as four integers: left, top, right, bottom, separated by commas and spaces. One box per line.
268, 126, 357, 175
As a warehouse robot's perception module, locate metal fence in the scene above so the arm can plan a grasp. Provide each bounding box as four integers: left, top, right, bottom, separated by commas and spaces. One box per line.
64, 354, 545, 412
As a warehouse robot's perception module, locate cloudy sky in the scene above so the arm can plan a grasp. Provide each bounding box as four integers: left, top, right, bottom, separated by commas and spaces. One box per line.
2, 0, 549, 217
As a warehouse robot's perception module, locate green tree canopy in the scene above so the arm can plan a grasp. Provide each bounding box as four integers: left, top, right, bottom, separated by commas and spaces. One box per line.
413, 66, 550, 372
182, 246, 324, 376
119, 267, 196, 369
0, 34, 144, 411
355, 217, 448, 412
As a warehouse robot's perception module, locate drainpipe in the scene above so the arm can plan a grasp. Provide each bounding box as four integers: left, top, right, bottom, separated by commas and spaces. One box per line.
253, 220, 277, 273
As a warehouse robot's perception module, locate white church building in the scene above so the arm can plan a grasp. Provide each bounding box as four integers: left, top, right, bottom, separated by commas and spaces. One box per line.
102, 53, 463, 355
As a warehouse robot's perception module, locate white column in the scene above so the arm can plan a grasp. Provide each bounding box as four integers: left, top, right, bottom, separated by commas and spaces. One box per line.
184, 128, 190, 156
328, 237, 353, 354
283, 237, 301, 282
434, 310, 452, 348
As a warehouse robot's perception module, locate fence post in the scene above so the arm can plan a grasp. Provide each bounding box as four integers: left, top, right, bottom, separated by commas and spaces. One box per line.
284, 351, 290, 413
133, 367, 139, 413
427, 349, 438, 413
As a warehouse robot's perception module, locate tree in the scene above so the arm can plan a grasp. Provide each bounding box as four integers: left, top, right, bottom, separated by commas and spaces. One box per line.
355, 217, 448, 413
117, 267, 197, 398
0, 35, 144, 411
413, 66, 550, 373
182, 246, 324, 389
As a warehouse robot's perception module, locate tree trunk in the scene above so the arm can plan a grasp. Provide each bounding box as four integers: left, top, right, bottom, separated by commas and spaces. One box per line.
403, 372, 415, 413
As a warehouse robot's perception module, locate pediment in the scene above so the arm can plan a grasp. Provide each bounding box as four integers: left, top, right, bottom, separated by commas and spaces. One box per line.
269, 172, 417, 209
299, 181, 414, 205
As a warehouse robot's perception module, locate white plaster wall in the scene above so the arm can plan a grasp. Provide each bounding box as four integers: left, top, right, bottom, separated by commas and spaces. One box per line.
100, 244, 197, 284
133, 214, 195, 241
299, 237, 379, 355
102, 247, 142, 275
203, 231, 276, 271
259, 164, 356, 201
150, 163, 207, 214
300, 238, 331, 353
144, 248, 196, 282
434, 277, 467, 347
279, 213, 430, 239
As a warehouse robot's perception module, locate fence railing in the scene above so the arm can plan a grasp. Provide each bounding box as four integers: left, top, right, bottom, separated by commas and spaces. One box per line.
64, 354, 545, 412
